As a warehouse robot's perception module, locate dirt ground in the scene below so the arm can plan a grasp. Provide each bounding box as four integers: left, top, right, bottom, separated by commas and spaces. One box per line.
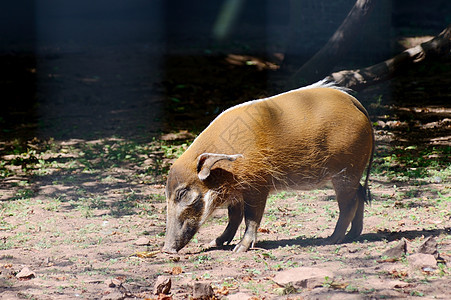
0, 132, 449, 300
1, 13, 451, 300
1, 52, 450, 299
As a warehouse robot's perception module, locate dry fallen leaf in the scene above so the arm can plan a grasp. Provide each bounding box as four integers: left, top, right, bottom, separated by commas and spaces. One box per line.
170, 266, 183, 275
421, 268, 435, 275
257, 227, 270, 233
389, 269, 408, 279
134, 250, 160, 258
55, 276, 67, 281
330, 282, 348, 290
274, 221, 287, 227
215, 285, 229, 296
154, 276, 171, 295
377, 258, 398, 263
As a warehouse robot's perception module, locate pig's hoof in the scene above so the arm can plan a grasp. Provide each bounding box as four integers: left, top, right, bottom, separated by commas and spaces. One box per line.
344, 231, 361, 242
323, 236, 344, 245
232, 243, 249, 253
208, 239, 220, 248
162, 248, 178, 254
162, 245, 179, 254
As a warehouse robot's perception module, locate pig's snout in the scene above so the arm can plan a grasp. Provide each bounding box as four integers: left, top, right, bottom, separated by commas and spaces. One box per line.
162, 231, 180, 254
162, 230, 192, 254
162, 224, 186, 254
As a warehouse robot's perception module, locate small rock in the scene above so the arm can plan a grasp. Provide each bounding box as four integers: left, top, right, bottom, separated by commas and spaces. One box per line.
417, 236, 438, 258
193, 282, 214, 299
134, 237, 151, 246
273, 267, 334, 289
16, 267, 36, 280
153, 276, 171, 295
101, 291, 125, 300
107, 278, 122, 288
382, 239, 407, 259
408, 253, 437, 270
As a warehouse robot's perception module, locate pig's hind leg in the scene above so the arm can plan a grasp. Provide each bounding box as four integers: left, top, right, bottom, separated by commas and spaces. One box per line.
326, 179, 360, 244
209, 201, 244, 248
344, 183, 365, 241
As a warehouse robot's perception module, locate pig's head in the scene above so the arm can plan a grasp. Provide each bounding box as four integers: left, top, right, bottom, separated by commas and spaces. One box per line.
162, 152, 243, 253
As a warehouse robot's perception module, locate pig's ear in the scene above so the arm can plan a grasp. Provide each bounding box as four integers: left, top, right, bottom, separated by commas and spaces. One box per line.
197, 153, 243, 181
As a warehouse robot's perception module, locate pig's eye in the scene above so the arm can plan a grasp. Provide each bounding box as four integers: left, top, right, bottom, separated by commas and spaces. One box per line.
175, 188, 188, 202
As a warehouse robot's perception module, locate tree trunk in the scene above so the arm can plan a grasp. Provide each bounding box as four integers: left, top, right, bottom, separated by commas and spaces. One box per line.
287, 0, 376, 89
327, 24, 451, 91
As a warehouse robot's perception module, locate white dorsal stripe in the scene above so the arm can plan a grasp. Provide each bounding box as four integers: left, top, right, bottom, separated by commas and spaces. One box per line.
187, 79, 350, 153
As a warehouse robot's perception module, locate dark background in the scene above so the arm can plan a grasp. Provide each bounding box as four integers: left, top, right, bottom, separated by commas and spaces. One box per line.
0, 0, 450, 140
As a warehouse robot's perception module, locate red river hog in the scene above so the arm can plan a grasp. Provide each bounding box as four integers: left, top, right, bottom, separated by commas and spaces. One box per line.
163, 80, 374, 253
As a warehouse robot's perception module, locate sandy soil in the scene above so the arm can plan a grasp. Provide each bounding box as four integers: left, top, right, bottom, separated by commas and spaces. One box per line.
0, 151, 449, 299
1, 86, 450, 299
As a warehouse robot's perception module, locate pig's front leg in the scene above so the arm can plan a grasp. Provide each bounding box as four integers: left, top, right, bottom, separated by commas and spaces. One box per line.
233, 190, 268, 253
209, 201, 244, 248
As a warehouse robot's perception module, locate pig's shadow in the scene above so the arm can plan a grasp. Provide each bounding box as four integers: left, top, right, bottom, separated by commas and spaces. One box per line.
204, 227, 449, 252
256, 227, 449, 250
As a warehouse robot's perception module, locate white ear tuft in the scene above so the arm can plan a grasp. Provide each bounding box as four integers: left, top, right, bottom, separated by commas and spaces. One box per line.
197, 153, 243, 180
